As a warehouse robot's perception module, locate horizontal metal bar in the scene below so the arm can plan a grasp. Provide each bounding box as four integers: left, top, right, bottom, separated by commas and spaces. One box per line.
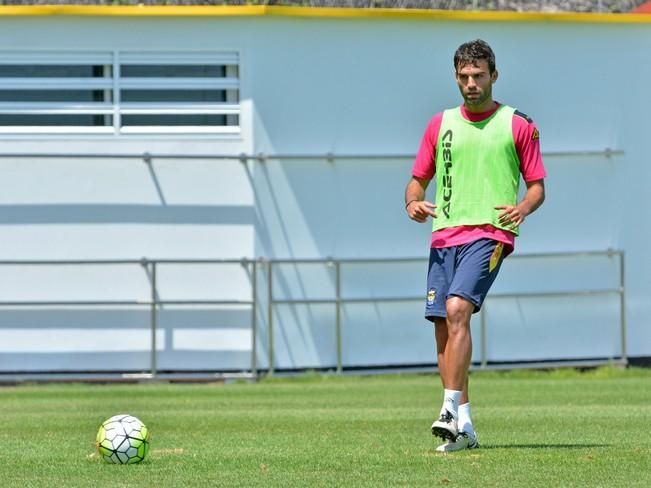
0, 110, 113, 115
272, 289, 622, 306
0, 104, 240, 116
1, 289, 619, 308
256, 251, 622, 264
154, 300, 254, 306
273, 297, 423, 305
265, 257, 425, 265
151, 258, 253, 265
119, 77, 239, 90
0, 127, 115, 135
488, 289, 623, 299
0, 259, 145, 265
0, 78, 113, 89
272, 298, 336, 305
120, 103, 240, 115
542, 149, 624, 158
0, 102, 113, 113
236, 149, 625, 160
119, 126, 240, 135
0, 258, 254, 265
0, 53, 113, 65
0, 371, 257, 383
0, 103, 240, 115
0, 299, 253, 307
277, 251, 622, 264
0, 300, 150, 306
0, 149, 623, 160
341, 296, 425, 303
0, 250, 622, 267
469, 357, 627, 371
0, 79, 239, 91
507, 249, 623, 259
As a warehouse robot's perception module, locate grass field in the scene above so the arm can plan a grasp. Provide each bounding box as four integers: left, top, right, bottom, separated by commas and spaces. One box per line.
1, 367, 649, 487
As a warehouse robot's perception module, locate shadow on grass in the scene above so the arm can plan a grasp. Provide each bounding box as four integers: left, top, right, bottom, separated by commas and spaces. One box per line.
482, 443, 608, 449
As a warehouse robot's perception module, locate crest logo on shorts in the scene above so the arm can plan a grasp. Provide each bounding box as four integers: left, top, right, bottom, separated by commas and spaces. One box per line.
427, 289, 436, 304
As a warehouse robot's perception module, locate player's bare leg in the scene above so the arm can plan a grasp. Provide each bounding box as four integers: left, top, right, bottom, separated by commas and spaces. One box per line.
434, 319, 470, 404
434, 318, 448, 387
432, 297, 476, 446
444, 296, 474, 392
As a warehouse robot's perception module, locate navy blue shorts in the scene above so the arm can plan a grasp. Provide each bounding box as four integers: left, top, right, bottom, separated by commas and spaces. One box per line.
425, 238, 506, 321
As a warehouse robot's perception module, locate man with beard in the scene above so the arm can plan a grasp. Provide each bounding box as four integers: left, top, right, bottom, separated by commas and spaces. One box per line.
404, 39, 546, 452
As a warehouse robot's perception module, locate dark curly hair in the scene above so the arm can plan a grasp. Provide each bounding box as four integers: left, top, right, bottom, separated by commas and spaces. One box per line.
454, 39, 496, 74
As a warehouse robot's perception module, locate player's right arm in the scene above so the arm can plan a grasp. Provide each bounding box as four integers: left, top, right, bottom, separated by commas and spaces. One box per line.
405, 177, 437, 223
405, 113, 442, 223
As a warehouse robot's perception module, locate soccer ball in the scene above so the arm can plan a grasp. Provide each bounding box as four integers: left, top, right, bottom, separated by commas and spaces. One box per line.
96, 414, 151, 464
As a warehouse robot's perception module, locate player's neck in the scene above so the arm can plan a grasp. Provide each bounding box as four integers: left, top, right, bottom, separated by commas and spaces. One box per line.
463, 99, 497, 114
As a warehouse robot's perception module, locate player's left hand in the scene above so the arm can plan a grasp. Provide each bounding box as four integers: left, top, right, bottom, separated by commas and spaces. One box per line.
495, 204, 527, 227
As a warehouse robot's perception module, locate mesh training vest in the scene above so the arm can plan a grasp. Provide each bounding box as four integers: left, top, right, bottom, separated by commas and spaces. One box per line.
433, 104, 520, 235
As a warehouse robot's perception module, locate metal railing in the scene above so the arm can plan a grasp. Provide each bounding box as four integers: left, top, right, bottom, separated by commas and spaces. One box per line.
0, 149, 626, 379
477, 250, 627, 369
265, 250, 626, 375
0, 258, 258, 379
0, 250, 626, 379
0, 148, 623, 162
265, 257, 425, 376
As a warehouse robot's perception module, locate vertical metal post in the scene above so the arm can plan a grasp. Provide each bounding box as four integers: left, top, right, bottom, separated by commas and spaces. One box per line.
480, 306, 487, 369
150, 261, 158, 377
267, 261, 274, 376
112, 50, 121, 135
250, 260, 258, 378
335, 261, 343, 374
619, 252, 627, 364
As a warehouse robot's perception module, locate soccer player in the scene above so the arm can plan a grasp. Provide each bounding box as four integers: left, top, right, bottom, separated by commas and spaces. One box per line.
404, 39, 546, 452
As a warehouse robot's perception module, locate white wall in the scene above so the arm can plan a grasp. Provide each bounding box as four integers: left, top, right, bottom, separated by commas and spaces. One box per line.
0, 11, 648, 374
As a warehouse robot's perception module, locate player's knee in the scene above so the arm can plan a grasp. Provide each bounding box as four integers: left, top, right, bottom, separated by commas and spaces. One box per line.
445, 297, 473, 329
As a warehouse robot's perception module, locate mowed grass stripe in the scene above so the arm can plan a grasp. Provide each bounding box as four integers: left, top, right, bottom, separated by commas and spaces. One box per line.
0, 368, 649, 487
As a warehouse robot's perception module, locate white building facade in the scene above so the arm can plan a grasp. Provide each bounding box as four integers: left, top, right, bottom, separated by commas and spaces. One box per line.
0, 6, 648, 377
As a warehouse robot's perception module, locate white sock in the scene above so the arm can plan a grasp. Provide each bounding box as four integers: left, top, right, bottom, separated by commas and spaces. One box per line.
440, 389, 462, 419
458, 402, 476, 437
